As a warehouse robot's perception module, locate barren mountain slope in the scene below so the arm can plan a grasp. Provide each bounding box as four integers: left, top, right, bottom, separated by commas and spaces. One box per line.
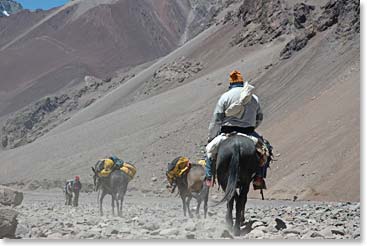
0, 22, 287, 186
252, 31, 359, 201
0, 10, 50, 47
0, 0, 359, 202
0, 0, 191, 117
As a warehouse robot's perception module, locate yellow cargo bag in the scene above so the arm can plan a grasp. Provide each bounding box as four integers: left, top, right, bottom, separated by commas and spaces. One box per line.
197, 159, 206, 167
99, 169, 112, 177
166, 156, 190, 183
120, 162, 137, 180
97, 159, 115, 177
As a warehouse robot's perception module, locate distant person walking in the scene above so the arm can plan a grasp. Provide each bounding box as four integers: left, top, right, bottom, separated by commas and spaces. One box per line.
64, 176, 82, 207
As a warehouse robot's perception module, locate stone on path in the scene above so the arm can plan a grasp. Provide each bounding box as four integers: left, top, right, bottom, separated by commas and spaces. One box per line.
0, 186, 23, 207
0, 208, 19, 238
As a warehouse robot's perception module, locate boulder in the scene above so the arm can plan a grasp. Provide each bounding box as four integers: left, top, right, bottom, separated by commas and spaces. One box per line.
0, 186, 23, 207
293, 3, 315, 29
275, 218, 287, 230
280, 33, 310, 60
186, 233, 196, 239
0, 208, 18, 238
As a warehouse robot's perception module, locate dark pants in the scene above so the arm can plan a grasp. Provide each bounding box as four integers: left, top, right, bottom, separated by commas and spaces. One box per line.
73, 191, 80, 207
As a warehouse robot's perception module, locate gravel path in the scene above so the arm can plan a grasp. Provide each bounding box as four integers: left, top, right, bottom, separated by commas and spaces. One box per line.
14, 189, 360, 240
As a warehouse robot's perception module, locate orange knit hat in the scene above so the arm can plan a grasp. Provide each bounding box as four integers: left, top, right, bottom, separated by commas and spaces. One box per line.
229, 70, 244, 83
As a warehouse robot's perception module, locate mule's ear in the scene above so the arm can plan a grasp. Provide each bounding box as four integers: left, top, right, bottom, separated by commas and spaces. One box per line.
91, 167, 95, 173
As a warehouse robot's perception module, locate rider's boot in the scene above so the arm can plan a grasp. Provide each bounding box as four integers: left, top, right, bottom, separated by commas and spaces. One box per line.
253, 166, 267, 190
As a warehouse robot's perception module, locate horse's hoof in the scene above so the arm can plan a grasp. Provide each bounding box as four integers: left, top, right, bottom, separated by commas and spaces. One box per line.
189, 214, 194, 219
234, 227, 241, 237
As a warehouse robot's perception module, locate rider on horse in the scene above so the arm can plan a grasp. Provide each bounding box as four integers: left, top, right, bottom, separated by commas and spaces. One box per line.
205, 70, 268, 189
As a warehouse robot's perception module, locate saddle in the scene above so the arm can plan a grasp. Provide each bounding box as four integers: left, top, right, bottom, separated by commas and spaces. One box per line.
206, 132, 271, 167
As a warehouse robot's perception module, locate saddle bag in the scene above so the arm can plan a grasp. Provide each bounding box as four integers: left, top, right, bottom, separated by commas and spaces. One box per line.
120, 162, 137, 180
166, 156, 190, 184
225, 81, 255, 118
97, 158, 115, 177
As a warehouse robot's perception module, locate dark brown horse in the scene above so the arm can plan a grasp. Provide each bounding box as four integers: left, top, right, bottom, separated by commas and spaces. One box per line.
216, 135, 258, 236
166, 159, 209, 218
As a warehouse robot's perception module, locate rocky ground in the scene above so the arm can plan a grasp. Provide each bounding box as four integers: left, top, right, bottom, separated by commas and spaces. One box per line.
137, 57, 204, 98
12, 189, 360, 240
228, 0, 359, 60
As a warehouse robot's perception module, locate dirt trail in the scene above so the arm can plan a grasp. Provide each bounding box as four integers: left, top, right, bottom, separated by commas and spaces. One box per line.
13, 189, 360, 240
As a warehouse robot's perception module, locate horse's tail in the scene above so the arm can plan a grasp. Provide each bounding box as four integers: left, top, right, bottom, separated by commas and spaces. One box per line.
218, 142, 240, 204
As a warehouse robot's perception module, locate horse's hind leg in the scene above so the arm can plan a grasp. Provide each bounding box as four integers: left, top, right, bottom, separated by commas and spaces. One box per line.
118, 196, 124, 217
196, 199, 202, 218
111, 194, 116, 216
99, 191, 107, 216
203, 187, 209, 219
116, 196, 120, 216
204, 199, 208, 219
226, 196, 235, 227
118, 187, 126, 217
180, 194, 187, 217
240, 210, 245, 226
187, 196, 194, 218
234, 187, 248, 236
240, 185, 250, 226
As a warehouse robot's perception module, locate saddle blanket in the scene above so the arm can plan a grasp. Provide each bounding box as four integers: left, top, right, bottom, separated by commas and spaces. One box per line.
206, 133, 269, 167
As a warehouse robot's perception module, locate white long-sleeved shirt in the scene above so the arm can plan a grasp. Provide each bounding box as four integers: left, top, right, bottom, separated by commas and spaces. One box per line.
208, 86, 263, 141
